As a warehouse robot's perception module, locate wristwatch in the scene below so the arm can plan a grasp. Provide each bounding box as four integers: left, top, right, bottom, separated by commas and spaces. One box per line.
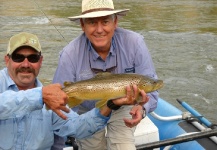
107, 100, 121, 110
142, 109, 146, 119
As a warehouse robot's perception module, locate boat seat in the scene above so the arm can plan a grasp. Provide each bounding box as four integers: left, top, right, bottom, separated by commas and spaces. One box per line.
134, 116, 160, 149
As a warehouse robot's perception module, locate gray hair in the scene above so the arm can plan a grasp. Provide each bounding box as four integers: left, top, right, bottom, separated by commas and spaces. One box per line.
82, 14, 117, 23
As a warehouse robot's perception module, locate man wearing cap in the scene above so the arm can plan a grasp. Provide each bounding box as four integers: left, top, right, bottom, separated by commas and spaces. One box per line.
53, 0, 159, 149
0, 32, 144, 149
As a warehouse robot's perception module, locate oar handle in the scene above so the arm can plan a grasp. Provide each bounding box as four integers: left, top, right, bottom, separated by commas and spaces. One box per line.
136, 128, 217, 150
177, 99, 212, 127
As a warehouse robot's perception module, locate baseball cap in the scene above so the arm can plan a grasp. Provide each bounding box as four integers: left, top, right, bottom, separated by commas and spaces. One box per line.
7, 32, 42, 55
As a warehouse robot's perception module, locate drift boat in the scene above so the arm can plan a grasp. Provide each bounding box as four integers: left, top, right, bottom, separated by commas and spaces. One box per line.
64, 97, 217, 150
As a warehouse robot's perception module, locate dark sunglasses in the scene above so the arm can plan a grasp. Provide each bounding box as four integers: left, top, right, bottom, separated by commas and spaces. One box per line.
89, 52, 117, 74
90, 65, 117, 74
8, 53, 41, 63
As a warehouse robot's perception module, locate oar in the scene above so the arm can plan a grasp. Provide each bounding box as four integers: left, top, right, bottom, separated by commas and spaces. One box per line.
136, 128, 217, 150
176, 99, 213, 127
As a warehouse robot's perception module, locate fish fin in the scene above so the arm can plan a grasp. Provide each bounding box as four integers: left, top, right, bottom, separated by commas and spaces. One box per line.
67, 97, 83, 108
95, 72, 112, 78
64, 81, 74, 87
96, 99, 108, 109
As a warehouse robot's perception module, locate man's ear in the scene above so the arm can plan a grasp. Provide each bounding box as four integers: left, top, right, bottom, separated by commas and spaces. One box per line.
80, 19, 85, 31
4, 55, 10, 66
39, 55, 43, 67
114, 16, 118, 29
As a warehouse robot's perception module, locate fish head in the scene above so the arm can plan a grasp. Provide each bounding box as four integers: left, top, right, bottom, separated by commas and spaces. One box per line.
138, 77, 163, 93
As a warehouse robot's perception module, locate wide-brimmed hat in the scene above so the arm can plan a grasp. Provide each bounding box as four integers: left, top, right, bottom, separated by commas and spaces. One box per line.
68, 0, 129, 22
7, 32, 42, 55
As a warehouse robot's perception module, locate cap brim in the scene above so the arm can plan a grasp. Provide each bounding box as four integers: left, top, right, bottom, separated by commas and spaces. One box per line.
68, 9, 129, 22
8, 44, 41, 55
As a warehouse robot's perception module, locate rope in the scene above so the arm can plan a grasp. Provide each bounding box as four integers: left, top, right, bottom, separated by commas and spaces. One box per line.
33, 0, 68, 44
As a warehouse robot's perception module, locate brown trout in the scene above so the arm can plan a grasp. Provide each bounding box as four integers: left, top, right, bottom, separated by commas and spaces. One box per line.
63, 72, 163, 108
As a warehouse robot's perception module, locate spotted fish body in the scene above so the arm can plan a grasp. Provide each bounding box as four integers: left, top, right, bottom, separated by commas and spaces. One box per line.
63, 72, 163, 109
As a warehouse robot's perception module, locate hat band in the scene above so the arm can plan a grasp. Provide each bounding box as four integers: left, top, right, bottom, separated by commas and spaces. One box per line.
82, 8, 114, 14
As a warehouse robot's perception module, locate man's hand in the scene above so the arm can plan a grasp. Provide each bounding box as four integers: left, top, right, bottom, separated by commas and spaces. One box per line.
123, 104, 144, 128
42, 84, 70, 120
123, 87, 149, 128
112, 84, 149, 106
100, 85, 149, 118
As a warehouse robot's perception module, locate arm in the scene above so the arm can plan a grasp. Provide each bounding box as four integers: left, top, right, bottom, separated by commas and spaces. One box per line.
52, 108, 109, 139
0, 84, 69, 120
53, 84, 144, 139
0, 87, 43, 119
120, 34, 159, 127
135, 36, 159, 113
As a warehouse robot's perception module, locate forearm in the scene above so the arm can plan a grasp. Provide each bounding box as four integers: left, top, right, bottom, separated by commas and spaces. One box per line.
0, 88, 43, 119
99, 105, 112, 117
144, 91, 159, 113
53, 108, 110, 139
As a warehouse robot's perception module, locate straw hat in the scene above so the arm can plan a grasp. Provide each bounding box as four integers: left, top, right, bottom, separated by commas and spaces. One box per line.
7, 32, 42, 55
68, 0, 129, 22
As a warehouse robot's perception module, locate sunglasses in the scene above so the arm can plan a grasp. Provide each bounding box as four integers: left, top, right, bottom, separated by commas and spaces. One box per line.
89, 52, 117, 74
8, 53, 41, 63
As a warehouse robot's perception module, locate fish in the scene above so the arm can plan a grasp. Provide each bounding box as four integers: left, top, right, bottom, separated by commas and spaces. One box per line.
63, 72, 163, 109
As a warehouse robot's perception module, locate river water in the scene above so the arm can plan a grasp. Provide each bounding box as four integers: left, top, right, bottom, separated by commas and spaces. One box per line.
0, 0, 217, 123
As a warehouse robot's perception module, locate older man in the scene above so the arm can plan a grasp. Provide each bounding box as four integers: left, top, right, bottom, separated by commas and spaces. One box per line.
53, 0, 159, 149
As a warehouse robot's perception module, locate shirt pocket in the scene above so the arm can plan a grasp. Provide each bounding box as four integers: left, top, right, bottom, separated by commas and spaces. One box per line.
25, 109, 53, 149
77, 69, 94, 81
0, 119, 16, 149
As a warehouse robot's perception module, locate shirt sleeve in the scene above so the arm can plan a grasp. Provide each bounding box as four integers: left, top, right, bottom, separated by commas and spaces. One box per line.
53, 48, 76, 86
0, 87, 43, 119
52, 108, 110, 139
134, 36, 159, 113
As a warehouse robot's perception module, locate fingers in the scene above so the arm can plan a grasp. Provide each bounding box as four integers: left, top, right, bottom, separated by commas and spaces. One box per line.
137, 90, 149, 105
112, 84, 149, 106
132, 84, 139, 100
126, 84, 148, 105
123, 105, 143, 128
123, 117, 141, 128
53, 109, 68, 120
47, 104, 70, 120
42, 84, 69, 120
125, 84, 138, 105
55, 105, 70, 120
60, 105, 70, 113
123, 118, 136, 128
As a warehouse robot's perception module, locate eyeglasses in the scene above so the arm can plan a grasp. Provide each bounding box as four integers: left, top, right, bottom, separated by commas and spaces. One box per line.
8, 53, 41, 63
90, 65, 117, 74
89, 52, 117, 74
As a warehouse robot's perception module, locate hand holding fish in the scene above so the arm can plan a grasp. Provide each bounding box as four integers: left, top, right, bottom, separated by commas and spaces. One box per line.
100, 84, 147, 117
42, 84, 70, 120
112, 84, 145, 106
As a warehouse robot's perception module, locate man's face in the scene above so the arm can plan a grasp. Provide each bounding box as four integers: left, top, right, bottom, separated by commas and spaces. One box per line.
81, 15, 118, 52
5, 47, 43, 90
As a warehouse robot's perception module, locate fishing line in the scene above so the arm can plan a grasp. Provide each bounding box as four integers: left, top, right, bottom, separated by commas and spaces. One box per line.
33, 0, 68, 44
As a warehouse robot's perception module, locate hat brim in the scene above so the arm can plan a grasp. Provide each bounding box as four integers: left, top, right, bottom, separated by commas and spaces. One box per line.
68, 9, 129, 22
8, 44, 41, 55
